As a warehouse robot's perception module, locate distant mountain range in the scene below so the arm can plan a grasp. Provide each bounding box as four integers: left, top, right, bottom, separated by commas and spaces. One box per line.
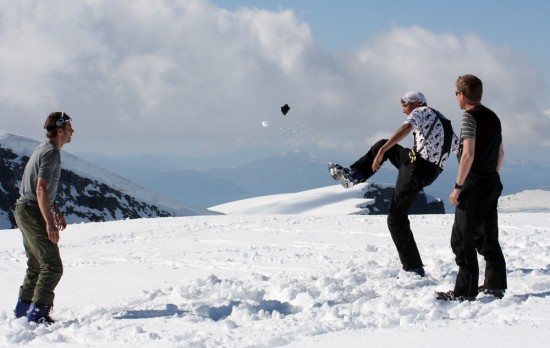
76, 147, 550, 213
77, 150, 400, 208
0, 131, 218, 229
4, 130, 548, 229
0, 130, 445, 230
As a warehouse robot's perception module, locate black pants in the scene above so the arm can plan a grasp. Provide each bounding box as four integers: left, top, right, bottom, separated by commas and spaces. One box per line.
451, 173, 506, 297
351, 139, 441, 271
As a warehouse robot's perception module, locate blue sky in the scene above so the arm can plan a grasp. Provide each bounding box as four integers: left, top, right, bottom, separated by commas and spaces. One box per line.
1, 0, 549, 160
212, 0, 550, 79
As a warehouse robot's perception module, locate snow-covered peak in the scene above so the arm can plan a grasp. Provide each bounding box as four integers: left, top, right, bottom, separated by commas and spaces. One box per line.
210, 182, 445, 215
1, 130, 217, 229
212, 183, 550, 215
498, 189, 550, 213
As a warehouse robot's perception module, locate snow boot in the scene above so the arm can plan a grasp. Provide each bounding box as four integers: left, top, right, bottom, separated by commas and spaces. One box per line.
14, 298, 32, 318
478, 286, 505, 299
328, 162, 346, 180
328, 163, 365, 188
27, 303, 55, 325
436, 290, 476, 302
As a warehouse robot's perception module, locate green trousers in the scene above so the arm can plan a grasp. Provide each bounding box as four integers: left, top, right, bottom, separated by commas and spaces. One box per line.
15, 203, 63, 306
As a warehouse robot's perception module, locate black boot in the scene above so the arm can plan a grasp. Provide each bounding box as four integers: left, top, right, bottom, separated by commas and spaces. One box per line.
436, 290, 476, 302
478, 286, 505, 299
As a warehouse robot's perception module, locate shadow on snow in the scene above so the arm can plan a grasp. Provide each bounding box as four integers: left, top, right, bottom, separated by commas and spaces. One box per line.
114, 304, 187, 319
114, 300, 296, 321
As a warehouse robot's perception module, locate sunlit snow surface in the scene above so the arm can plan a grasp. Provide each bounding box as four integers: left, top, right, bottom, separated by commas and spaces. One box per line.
2, 201, 550, 347
0, 186, 550, 347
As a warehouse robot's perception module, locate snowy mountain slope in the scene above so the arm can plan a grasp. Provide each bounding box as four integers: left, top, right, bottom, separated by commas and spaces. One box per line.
210, 182, 443, 215
211, 183, 371, 215
0, 131, 218, 228
498, 189, 550, 213
212, 181, 550, 216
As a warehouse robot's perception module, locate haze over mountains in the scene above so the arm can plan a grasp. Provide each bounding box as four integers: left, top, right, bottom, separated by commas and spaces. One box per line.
1, 131, 443, 228
3, 129, 549, 230
77, 146, 550, 212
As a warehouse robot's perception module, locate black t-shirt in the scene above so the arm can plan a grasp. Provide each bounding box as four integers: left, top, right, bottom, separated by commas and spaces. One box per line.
461, 105, 502, 175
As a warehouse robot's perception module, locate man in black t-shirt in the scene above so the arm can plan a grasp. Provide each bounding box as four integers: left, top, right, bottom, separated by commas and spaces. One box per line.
437, 75, 507, 302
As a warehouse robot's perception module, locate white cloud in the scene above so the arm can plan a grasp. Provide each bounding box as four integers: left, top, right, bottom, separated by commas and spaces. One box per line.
0, 0, 548, 157
352, 26, 550, 151
219, 8, 312, 73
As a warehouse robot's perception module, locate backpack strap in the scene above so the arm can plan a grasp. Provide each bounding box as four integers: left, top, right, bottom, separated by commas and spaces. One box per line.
429, 108, 455, 167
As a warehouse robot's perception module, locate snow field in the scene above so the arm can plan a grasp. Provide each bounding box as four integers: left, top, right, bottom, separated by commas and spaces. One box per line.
1, 213, 550, 347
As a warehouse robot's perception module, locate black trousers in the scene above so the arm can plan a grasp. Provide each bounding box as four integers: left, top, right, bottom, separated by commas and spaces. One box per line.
351, 139, 441, 271
451, 173, 506, 297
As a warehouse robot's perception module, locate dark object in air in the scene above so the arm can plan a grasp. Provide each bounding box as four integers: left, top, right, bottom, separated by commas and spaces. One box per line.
281, 104, 290, 115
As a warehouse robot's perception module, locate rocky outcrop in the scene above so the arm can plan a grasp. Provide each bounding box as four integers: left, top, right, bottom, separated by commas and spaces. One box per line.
1, 132, 217, 229
361, 183, 445, 215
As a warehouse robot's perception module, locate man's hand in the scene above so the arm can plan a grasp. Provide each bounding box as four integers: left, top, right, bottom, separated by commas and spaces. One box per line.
449, 188, 461, 206
372, 151, 384, 172
54, 212, 67, 231
371, 123, 412, 172
46, 220, 60, 244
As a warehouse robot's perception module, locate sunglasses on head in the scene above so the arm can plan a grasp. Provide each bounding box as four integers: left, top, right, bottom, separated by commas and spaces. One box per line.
56, 111, 72, 127
401, 98, 416, 105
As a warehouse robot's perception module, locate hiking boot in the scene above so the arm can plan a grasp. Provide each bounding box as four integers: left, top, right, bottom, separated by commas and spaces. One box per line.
328, 163, 365, 188
328, 162, 352, 188
436, 290, 476, 302
478, 286, 505, 299
328, 162, 346, 180
14, 298, 32, 319
27, 303, 55, 325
